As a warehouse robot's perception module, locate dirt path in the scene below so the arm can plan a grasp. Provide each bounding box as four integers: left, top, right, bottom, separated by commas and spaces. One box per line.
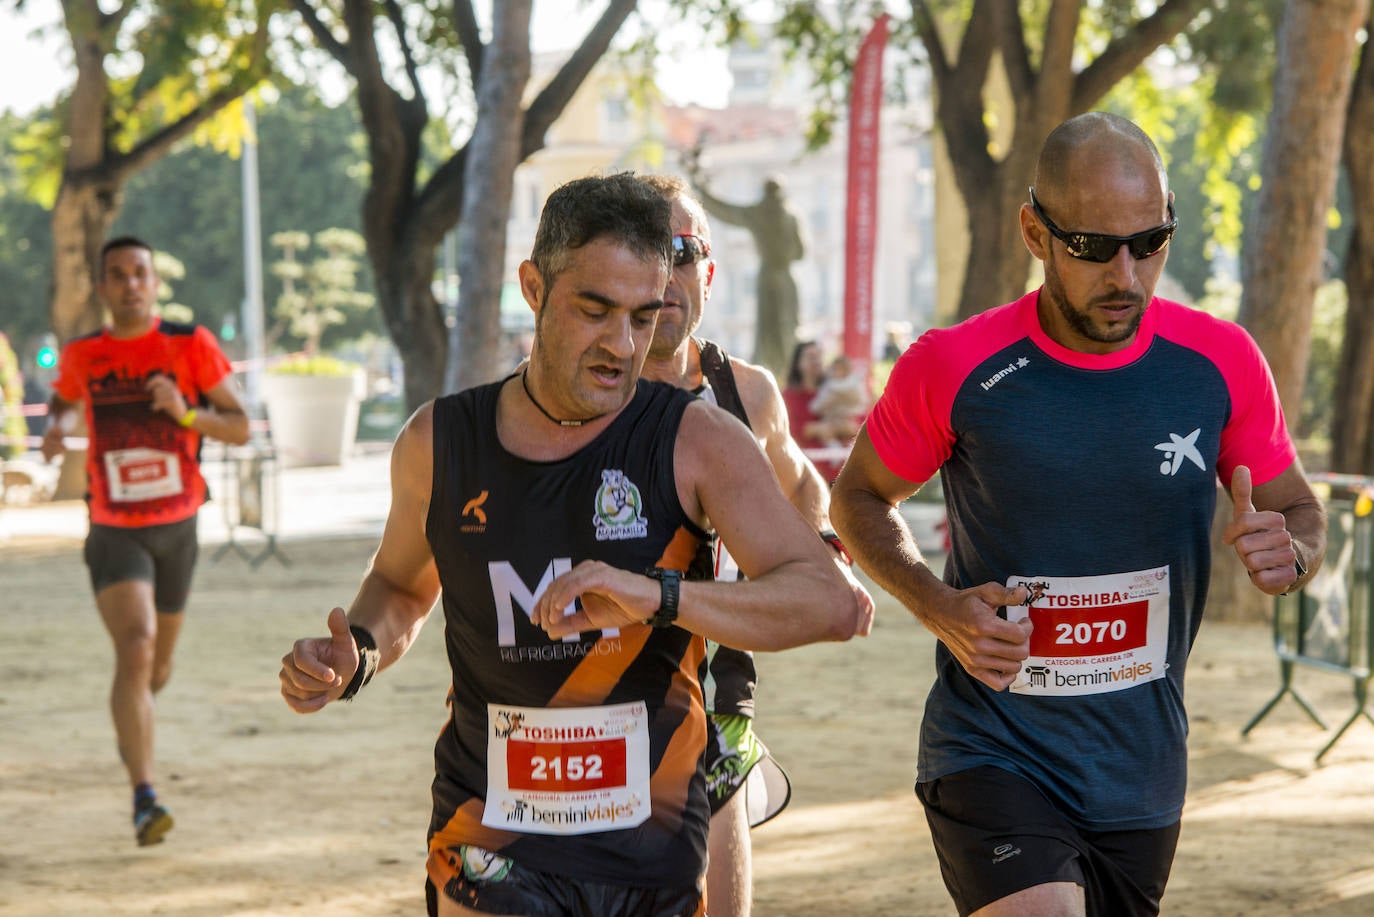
2, 535, 1372, 915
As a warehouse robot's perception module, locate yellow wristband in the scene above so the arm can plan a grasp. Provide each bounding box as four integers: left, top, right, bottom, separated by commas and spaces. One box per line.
178, 408, 198, 428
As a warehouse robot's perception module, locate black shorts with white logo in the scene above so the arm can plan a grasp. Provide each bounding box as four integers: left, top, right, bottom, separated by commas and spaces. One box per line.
916, 765, 1180, 917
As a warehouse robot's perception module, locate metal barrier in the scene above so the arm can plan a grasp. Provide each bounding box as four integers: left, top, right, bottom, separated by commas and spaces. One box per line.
209, 435, 290, 569
1243, 473, 1374, 761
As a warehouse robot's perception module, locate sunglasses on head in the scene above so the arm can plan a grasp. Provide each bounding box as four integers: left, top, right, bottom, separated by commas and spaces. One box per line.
672, 233, 711, 267
1029, 188, 1177, 263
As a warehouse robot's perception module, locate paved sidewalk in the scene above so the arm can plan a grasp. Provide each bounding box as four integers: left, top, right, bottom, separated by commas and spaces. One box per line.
1, 442, 950, 556
0, 443, 393, 547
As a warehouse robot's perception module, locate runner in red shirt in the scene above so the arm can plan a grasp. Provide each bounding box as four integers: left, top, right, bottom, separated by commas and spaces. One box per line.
42, 236, 249, 846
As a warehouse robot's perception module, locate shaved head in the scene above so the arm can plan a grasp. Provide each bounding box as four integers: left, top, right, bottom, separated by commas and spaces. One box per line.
1033, 112, 1167, 204
1022, 113, 1175, 355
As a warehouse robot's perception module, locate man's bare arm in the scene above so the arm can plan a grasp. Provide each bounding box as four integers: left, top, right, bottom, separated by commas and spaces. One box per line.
186, 376, 251, 446
830, 429, 1029, 690
40, 394, 79, 460
536, 402, 858, 650
280, 404, 442, 711
731, 358, 829, 528
829, 430, 942, 612
346, 403, 444, 664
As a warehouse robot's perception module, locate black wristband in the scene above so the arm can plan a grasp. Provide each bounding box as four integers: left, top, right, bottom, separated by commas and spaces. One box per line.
339, 625, 380, 701
819, 529, 852, 566
1280, 537, 1308, 596
644, 567, 682, 629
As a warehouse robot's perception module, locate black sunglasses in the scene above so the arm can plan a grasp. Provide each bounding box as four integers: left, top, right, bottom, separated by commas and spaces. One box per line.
672, 233, 711, 267
1029, 188, 1176, 263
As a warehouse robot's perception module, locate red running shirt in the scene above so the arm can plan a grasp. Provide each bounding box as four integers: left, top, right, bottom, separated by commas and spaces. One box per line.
52, 319, 233, 528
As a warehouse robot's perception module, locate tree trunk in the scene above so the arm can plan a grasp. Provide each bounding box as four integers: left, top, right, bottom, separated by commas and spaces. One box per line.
1238, 0, 1368, 419
52, 2, 119, 343
312, 0, 636, 411
1216, 0, 1369, 622
927, 0, 1206, 320
50, 180, 121, 342
955, 169, 1034, 320
453, 1, 530, 392
374, 254, 449, 412
952, 114, 1058, 320
1332, 21, 1374, 475
50, 173, 113, 499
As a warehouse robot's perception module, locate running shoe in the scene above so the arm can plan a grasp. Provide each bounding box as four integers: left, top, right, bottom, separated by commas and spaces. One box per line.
134, 801, 174, 846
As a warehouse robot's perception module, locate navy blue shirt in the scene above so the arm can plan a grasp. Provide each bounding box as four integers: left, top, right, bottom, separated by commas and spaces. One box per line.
869, 291, 1295, 830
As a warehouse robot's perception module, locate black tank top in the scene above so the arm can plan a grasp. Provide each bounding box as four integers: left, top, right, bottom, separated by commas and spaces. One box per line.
424, 378, 712, 887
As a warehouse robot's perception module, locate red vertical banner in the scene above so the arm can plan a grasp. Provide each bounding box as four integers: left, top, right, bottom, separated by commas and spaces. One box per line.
843, 14, 889, 389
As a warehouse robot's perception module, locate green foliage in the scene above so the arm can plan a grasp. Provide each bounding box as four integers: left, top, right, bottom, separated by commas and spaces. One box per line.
11, 0, 276, 206
772, 1, 895, 151
871, 357, 895, 398
1103, 78, 1264, 300
1198, 277, 1347, 452
8, 108, 63, 208
0, 331, 27, 458
1178, 0, 1285, 114
152, 250, 194, 323
112, 87, 372, 352
0, 87, 371, 356
1298, 281, 1349, 449
267, 353, 358, 377
1097, 2, 1283, 302
0, 114, 55, 345
270, 227, 374, 356
1195, 276, 1241, 321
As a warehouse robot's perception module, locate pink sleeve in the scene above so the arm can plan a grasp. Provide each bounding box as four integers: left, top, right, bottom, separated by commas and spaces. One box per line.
867, 330, 965, 484
1215, 324, 1295, 488
1160, 305, 1295, 488
867, 299, 1029, 484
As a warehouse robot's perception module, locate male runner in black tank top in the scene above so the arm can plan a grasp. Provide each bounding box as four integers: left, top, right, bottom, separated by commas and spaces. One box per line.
640, 174, 875, 917
279, 173, 862, 917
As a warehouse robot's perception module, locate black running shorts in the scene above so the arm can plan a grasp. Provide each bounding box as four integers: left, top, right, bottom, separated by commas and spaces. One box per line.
426, 845, 704, 917
916, 765, 1180, 917
84, 516, 199, 613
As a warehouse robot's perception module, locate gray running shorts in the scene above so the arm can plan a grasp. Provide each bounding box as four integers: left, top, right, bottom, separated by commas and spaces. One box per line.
84, 515, 199, 613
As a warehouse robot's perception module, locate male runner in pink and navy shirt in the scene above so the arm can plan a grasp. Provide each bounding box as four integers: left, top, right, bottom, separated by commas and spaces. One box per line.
831, 113, 1327, 916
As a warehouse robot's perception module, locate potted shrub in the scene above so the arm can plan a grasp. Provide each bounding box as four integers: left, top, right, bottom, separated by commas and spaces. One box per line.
261, 230, 373, 467
262, 354, 365, 467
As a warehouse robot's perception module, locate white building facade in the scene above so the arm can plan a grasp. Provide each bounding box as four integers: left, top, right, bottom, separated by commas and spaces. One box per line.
504, 24, 937, 368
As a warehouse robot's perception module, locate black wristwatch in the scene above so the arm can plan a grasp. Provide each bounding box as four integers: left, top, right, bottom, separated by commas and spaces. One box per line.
1280, 538, 1308, 596
644, 567, 682, 629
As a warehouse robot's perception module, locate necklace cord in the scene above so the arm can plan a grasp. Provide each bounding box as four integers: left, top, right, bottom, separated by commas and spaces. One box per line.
521, 368, 606, 427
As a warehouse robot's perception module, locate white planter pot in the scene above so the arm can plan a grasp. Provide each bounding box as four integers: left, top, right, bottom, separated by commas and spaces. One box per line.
261, 370, 365, 467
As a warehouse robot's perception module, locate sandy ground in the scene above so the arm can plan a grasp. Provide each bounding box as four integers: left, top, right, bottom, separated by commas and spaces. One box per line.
2, 529, 1374, 916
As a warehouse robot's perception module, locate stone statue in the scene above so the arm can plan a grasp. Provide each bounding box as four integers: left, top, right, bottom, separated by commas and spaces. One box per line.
688, 160, 805, 380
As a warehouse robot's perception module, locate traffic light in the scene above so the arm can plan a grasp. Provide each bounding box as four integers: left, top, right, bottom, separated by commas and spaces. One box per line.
35, 334, 57, 371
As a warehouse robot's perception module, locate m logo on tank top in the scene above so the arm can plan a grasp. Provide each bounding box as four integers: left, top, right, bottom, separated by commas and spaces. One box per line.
593, 469, 648, 541
489, 559, 623, 658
